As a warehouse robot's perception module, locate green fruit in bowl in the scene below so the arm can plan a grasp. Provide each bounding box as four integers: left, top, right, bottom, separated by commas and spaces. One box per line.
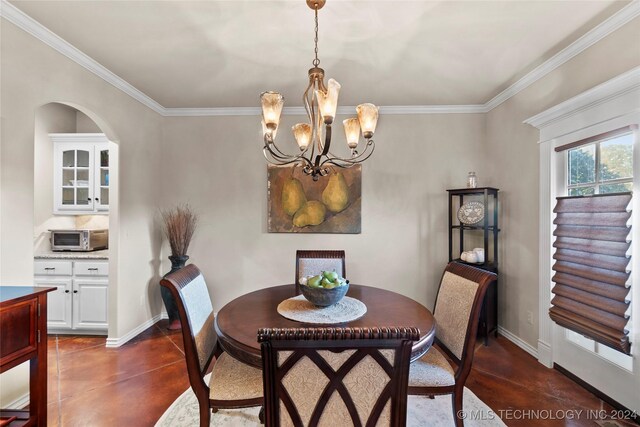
323, 270, 339, 281
321, 277, 333, 288
308, 275, 323, 288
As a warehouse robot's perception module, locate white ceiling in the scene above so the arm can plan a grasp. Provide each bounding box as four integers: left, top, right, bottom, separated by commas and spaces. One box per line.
9, 0, 629, 108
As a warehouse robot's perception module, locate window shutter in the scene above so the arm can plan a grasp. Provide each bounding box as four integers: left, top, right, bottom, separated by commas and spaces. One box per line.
551, 192, 632, 354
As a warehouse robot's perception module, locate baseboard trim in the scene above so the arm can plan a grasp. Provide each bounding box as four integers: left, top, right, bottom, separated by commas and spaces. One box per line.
537, 339, 553, 368
497, 326, 539, 359
4, 393, 30, 410
105, 313, 167, 348
554, 363, 640, 424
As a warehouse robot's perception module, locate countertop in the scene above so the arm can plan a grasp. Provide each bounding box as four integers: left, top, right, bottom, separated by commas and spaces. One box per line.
34, 249, 109, 260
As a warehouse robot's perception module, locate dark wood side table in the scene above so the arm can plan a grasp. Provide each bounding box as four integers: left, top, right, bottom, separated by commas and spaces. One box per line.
215, 284, 436, 368
0, 286, 54, 427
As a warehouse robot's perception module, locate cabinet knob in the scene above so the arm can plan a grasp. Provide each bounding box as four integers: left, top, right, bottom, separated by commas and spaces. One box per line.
87, 197, 92, 201
95, 197, 99, 201
65, 290, 70, 294
73, 290, 78, 294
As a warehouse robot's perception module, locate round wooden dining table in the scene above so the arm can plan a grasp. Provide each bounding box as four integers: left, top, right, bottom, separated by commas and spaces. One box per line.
214, 284, 436, 368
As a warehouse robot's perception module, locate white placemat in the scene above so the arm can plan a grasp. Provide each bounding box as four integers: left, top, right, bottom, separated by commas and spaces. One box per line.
277, 294, 367, 324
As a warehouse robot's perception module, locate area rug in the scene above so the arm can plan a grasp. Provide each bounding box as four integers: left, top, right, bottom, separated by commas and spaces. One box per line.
156, 375, 505, 427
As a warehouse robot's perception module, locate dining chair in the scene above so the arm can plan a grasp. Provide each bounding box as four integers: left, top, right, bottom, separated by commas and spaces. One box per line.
408, 262, 497, 427
160, 264, 264, 427
295, 250, 346, 291
258, 326, 420, 427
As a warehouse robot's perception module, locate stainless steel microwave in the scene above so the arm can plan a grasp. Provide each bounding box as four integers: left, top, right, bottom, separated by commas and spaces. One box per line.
50, 229, 108, 252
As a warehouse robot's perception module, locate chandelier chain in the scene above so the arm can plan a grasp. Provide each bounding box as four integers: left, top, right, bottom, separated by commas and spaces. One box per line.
313, 6, 320, 67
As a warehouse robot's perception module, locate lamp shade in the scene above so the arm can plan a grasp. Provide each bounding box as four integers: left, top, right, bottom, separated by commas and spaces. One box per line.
261, 91, 284, 130
316, 78, 341, 124
343, 118, 360, 149
292, 123, 312, 150
356, 103, 378, 139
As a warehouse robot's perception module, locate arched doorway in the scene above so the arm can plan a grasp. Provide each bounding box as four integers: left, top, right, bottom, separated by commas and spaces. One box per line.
33, 102, 120, 339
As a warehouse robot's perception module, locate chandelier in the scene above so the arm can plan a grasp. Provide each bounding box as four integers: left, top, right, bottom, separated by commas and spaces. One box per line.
260, 0, 379, 181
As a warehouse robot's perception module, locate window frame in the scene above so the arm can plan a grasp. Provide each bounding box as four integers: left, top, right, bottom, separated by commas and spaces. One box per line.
566, 131, 634, 196
562, 130, 634, 371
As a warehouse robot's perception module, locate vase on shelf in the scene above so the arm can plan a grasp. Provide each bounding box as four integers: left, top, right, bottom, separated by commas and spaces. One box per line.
161, 255, 189, 330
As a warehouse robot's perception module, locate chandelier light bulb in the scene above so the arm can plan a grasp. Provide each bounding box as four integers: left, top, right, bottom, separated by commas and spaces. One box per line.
316, 78, 341, 124
261, 119, 278, 140
343, 118, 360, 149
356, 103, 379, 139
292, 123, 312, 150
260, 91, 284, 130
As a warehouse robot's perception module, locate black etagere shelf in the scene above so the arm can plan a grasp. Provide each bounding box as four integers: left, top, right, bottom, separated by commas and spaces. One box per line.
447, 187, 500, 345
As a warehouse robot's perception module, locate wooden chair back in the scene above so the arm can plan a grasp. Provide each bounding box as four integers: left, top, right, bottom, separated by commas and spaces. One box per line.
433, 262, 496, 383
258, 327, 419, 427
160, 264, 216, 401
295, 250, 346, 291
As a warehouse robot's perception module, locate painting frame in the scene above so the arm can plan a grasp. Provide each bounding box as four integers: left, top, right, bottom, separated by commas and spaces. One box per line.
267, 165, 361, 234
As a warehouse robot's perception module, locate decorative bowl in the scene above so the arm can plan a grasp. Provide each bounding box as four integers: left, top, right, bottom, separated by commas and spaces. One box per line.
300, 282, 349, 307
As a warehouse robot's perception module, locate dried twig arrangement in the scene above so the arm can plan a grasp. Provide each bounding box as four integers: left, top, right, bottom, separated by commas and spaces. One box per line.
162, 204, 198, 257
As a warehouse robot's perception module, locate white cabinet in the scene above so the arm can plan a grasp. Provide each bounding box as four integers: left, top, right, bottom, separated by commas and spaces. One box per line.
50, 133, 110, 214
73, 278, 109, 330
34, 277, 72, 329
34, 259, 108, 334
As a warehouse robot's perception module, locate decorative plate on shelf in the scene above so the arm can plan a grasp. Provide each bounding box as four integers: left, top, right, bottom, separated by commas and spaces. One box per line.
457, 201, 485, 225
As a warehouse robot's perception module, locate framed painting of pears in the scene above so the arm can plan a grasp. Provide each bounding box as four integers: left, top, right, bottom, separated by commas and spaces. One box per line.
267, 165, 361, 233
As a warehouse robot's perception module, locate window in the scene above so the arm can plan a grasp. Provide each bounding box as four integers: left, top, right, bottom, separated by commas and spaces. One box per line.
563, 129, 634, 370
567, 131, 634, 195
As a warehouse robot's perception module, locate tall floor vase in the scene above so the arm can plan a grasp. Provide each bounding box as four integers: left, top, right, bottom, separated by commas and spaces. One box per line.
161, 255, 189, 329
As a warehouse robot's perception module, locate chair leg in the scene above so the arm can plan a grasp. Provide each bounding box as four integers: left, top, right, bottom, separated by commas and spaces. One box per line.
452, 388, 464, 427
199, 401, 211, 427
259, 406, 265, 424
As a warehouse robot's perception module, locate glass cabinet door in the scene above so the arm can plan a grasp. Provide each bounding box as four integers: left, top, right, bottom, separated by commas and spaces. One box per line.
59, 146, 93, 210
52, 135, 110, 214
95, 145, 109, 211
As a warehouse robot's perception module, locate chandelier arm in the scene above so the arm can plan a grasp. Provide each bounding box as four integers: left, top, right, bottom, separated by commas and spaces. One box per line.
268, 141, 308, 160
302, 81, 318, 162
264, 134, 312, 160
320, 140, 376, 166
263, 146, 313, 168
265, 144, 311, 165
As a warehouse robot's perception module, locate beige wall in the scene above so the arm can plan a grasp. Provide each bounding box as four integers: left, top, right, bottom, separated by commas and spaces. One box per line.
486, 16, 640, 347
1, 20, 164, 403
160, 113, 488, 311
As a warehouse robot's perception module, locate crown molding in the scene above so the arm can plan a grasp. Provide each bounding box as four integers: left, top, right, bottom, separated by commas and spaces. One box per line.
484, 0, 640, 112
0, 0, 165, 115
524, 66, 640, 129
2, 0, 638, 117
163, 104, 486, 117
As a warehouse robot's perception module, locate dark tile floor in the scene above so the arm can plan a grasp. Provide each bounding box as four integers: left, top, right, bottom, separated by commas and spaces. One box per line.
47, 322, 635, 426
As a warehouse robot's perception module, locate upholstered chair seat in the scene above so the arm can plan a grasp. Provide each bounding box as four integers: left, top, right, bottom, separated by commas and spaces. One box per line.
408, 346, 455, 387
209, 352, 263, 401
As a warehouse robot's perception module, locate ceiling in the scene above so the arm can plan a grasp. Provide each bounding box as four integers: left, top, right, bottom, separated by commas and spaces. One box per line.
9, 0, 629, 108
